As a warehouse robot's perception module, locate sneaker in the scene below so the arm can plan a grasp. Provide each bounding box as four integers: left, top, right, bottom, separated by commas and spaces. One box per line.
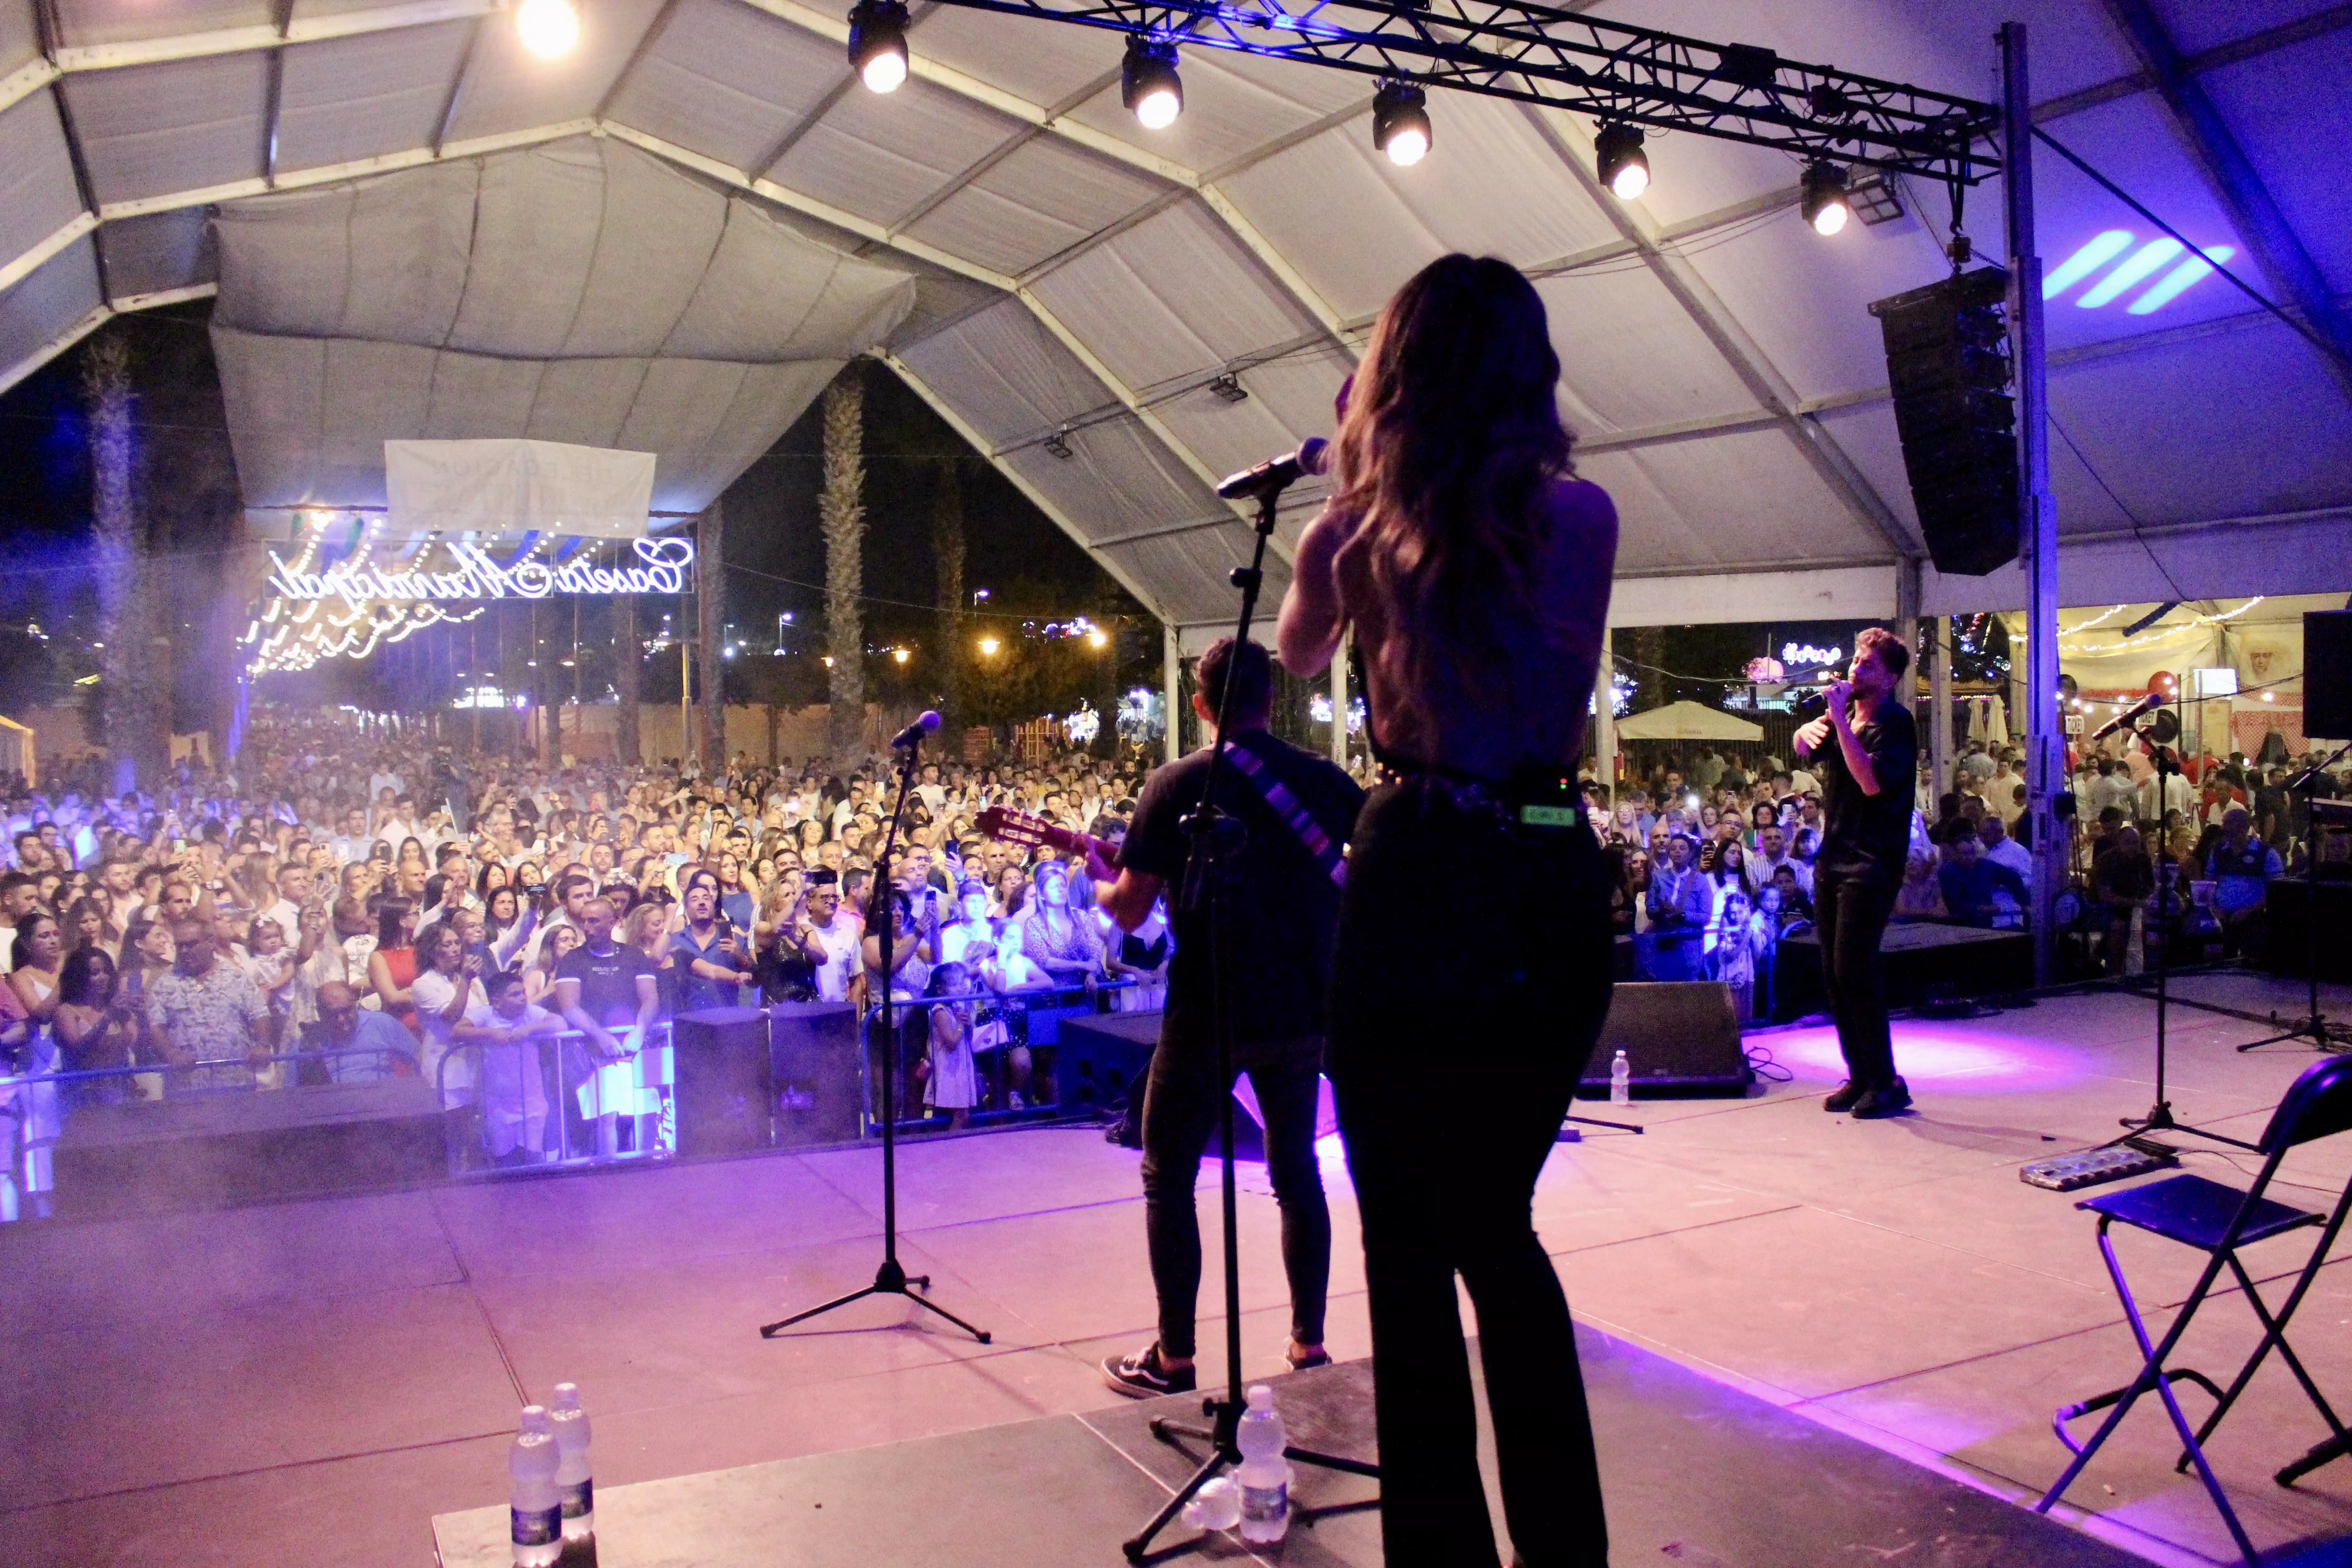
1103, 1343, 1196, 1399
1823, 1079, 1865, 1113
1850, 1078, 1913, 1120
1007, 1091, 1028, 1110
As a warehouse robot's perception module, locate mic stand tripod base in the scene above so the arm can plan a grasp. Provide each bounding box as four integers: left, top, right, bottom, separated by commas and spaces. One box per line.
2113, 1101, 2262, 1155
758, 1257, 991, 1342
1122, 1394, 1381, 1563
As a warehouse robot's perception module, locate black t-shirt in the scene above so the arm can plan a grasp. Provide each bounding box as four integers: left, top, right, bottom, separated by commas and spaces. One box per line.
1121, 732, 1365, 1045
1813, 701, 1918, 888
555, 939, 660, 1027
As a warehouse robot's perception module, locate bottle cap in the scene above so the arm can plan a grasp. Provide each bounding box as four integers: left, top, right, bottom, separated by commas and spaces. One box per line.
552, 1383, 580, 1410
1245, 1384, 1273, 1410
520, 1405, 552, 1435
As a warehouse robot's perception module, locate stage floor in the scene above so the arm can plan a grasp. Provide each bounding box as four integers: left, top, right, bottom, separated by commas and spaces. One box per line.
5, 969, 2352, 1567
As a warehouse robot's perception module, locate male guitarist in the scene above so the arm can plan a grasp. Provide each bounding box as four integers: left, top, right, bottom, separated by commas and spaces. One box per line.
1084, 636, 1365, 1396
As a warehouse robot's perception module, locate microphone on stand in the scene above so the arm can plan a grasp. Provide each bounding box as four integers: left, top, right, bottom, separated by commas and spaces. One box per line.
1216, 437, 1330, 501
890, 710, 942, 750
2087, 691, 2165, 741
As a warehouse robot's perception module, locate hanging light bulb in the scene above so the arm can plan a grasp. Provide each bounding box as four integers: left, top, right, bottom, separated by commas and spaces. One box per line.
1801, 159, 1851, 236
847, 0, 909, 93
514, 0, 578, 59
1594, 122, 1648, 199
1372, 79, 1430, 167
1122, 36, 1182, 130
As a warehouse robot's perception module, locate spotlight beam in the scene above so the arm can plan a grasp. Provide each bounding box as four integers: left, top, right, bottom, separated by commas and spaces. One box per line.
907, 0, 1999, 181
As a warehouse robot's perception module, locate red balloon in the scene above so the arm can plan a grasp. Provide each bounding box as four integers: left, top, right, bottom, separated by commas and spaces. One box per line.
2147, 670, 2174, 694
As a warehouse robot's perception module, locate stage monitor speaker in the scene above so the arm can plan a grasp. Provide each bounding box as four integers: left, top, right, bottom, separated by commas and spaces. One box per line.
673, 1006, 772, 1157
1868, 267, 2019, 577
1575, 982, 1753, 1099
769, 1001, 862, 1147
2307, 611, 2352, 740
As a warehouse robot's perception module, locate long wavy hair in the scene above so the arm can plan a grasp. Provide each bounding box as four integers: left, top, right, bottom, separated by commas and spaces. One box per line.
1331, 254, 1573, 757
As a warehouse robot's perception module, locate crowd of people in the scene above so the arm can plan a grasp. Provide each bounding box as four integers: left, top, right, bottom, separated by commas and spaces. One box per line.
0, 710, 1188, 1205
1579, 723, 2347, 1007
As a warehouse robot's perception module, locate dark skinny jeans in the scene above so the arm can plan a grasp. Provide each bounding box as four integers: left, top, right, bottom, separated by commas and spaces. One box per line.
1814, 874, 1898, 1088
1139, 1029, 1330, 1362
1328, 780, 1616, 1568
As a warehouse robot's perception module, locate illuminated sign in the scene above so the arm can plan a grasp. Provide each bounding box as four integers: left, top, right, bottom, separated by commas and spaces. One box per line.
268, 537, 693, 611
1781, 642, 1843, 667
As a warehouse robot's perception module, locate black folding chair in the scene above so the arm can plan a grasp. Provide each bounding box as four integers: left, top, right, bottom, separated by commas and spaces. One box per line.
2035, 1054, 2352, 1567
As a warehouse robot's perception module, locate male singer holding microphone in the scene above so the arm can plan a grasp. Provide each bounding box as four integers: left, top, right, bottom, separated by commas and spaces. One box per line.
1085, 636, 1363, 1397
1794, 626, 1917, 1118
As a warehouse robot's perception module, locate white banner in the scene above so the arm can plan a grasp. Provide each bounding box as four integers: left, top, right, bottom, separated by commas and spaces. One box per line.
385, 438, 656, 538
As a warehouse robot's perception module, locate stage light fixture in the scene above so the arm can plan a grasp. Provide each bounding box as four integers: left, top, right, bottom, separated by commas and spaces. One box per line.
847, 0, 910, 93
1043, 426, 1073, 460
1208, 372, 1248, 403
1122, 37, 1182, 129
1802, 160, 1851, 235
1373, 79, 1430, 166
514, 0, 578, 58
1594, 123, 1648, 199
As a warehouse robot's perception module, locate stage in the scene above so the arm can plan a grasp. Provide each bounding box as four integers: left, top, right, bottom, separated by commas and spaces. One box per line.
7, 970, 2352, 1567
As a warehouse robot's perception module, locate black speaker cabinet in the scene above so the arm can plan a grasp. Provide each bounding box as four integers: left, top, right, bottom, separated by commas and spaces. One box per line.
672, 1006, 772, 1156
2307, 611, 2352, 740
769, 1000, 862, 1147
1868, 268, 2020, 577
1052, 1010, 1161, 1113
1575, 982, 1753, 1099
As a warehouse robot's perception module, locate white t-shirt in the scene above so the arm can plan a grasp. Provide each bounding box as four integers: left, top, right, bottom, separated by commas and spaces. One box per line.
410, 968, 489, 1104
813, 910, 861, 1002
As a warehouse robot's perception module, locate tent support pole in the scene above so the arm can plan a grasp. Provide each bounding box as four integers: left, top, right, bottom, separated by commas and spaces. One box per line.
2004, 22, 2061, 985
1164, 623, 1182, 766
1593, 627, 1615, 789
1329, 628, 1350, 767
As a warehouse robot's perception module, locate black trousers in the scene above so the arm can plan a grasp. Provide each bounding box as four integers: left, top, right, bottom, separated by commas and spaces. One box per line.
1327, 781, 1615, 1568
1139, 1029, 1330, 1361
1814, 875, 1898, 1087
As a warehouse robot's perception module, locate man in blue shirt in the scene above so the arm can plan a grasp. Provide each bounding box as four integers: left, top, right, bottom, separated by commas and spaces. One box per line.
2205, 807, 2282, 958
1936, 833, 2029, 929
306, 980, 419, 1083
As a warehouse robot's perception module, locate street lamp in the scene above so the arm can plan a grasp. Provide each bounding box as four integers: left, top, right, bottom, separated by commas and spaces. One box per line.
978, 637, 1000, 657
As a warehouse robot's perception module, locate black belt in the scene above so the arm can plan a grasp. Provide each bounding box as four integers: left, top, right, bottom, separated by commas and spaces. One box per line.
1377, 764, 1588, 834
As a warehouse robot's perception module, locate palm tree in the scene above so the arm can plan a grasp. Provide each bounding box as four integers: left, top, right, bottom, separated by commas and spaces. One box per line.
821, 366, 868, 764
932, 457, 966, 736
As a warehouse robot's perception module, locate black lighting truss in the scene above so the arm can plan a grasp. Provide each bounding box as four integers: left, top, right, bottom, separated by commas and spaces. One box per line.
926, 0, 2001, 182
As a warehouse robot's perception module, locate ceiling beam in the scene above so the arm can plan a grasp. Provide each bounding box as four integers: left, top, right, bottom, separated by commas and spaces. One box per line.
2100, 0, 2352, 405
47, 0, 497, 73
94, 119, 594, 221
2033, 3, 2352, 124
882, 350, 1174, 624
1519, 102, 1919, 564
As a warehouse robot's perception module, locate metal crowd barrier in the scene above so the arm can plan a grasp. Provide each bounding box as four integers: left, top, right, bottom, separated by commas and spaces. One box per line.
858, 976, 1142, 1136
434, 1021, 678, 1177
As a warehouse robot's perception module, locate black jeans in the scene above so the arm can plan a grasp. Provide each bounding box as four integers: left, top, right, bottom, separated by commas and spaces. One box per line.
1815, 875, 1898, 1087
1327, 781, 1615, 1568
1139, 1029, 1330, 1361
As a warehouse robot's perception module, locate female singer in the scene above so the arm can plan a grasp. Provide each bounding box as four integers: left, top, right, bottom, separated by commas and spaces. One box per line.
1279, 253, 1618, 1568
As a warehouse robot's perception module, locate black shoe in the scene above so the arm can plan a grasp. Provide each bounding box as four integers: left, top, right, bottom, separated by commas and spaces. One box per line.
1823, 1079, 1865, 1113
1286, 1346, 1332, 1372
1850, 1078, 1913, 1120
1103, 1343, 1196, 1399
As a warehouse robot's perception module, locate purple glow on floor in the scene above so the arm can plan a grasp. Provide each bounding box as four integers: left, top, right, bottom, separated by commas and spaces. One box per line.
1760, 1023, 2095, 1091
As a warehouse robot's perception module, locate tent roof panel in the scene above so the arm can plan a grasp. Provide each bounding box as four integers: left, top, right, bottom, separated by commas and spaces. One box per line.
274, 22, 478, 176
441, 0, 666, 143
768, 74, 1026, 228
1057, 48, 1332, 175
60, 52, 267, 206
2144, 0, 2342, 58
98, 206, 214, 298
0, 238, 102, 374
894, 293, 1117, 446
53, 0, 266, 49
1531, 265, 1771, 435
0, 1, 41, 83
603, 0, 847, 176
1211, 130, 1450, 321
900, 5, 1118, 112
1025, 196, 1316, 392
2198, 29, 2352, 294
900, 134, 1168, 279
0, 95, 88, 268
1591, 423, 1893, 574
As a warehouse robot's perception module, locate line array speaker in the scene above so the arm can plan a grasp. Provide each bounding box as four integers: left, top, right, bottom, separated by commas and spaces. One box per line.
1868, 267, 2019, 578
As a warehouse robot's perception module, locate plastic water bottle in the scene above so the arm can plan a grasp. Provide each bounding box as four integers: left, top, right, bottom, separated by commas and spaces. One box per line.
549, 1383, 594, 1552
1610, 1049, 1632, 1106
510, 1406, 562, 1568
1235, 1384, 1290, 1544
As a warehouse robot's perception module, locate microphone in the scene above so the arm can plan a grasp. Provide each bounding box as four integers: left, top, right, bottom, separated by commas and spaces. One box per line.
1215, 437, 1329, 501
2088, 691, 2165, 741
890, 710, 941, 750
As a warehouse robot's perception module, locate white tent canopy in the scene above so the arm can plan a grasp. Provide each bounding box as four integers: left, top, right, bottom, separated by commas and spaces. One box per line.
1613, 701, 1766, 743
0, 0, 2346, 633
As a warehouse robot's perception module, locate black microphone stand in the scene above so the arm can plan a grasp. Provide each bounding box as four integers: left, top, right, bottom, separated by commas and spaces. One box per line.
1122, 480, 1376, 1562
761, 730, 990, 1344
2115, 707, 2259, 1152
2236, 738, 2352, 1054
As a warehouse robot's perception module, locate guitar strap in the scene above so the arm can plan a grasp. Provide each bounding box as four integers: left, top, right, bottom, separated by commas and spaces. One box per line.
1223, 733, 1347, 888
